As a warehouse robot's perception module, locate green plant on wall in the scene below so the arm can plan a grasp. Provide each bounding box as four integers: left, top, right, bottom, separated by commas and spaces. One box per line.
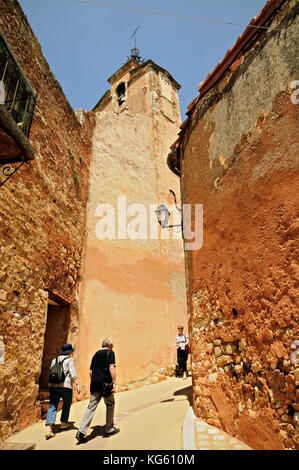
79, 155, 84, 163
74, 172, 79, 185
68, 147, 76, 160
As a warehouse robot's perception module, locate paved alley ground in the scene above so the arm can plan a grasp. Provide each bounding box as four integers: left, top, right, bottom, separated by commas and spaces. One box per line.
4, 377, 193, 451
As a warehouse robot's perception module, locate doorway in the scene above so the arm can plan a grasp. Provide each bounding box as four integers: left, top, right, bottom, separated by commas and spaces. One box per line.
38, 293, 71, 416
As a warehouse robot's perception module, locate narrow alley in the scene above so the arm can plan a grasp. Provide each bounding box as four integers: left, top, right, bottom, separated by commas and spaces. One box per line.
2, 377, 251, 451
1, 0, 298, 454
3, 377, 192, 450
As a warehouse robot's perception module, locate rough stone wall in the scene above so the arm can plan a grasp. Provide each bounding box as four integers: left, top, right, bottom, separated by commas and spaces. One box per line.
180, 0, 298, 450
0, 0, 94, 440
77, 65, 187, 389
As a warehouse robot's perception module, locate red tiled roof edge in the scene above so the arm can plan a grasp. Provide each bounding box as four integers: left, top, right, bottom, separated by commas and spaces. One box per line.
194, 0, 285, 104
170, 0, 286, 152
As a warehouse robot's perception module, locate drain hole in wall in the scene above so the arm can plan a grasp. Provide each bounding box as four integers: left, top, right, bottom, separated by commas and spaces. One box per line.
288, 405, 295, 416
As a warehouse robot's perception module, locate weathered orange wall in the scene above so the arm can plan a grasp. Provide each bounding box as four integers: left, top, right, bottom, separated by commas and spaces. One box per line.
0, 0, 94, 440
0, 1, 187, 441
179, 0, 298, 450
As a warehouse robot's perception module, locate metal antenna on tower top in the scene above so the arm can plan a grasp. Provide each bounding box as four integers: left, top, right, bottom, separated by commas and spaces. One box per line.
129, 25, 144, 64
131, 25, 139, 49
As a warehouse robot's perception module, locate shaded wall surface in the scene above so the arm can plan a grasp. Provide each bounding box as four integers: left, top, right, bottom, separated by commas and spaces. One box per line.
179, 0, 298, 450
77, 62, 187, 388
0, 0, 188, 441
0, 0, 94, 441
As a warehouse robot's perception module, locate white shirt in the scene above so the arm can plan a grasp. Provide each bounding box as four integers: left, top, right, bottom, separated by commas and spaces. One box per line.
176, 333, 188, 349
49, 355, 77, 389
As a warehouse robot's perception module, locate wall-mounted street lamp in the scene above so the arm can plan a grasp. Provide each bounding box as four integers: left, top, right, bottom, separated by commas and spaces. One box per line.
155, 190, 203, 250
155, 189, 182, 231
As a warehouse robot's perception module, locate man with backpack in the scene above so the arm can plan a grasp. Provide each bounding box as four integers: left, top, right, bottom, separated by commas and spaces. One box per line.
75, 337, 119, 443
45, 343, 80, 439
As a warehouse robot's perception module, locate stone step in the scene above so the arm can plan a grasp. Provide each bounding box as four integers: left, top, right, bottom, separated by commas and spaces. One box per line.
0, 442, 36, 450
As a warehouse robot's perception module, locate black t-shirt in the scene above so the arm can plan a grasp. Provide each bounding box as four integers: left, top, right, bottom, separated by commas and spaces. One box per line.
90, 348, 116, 393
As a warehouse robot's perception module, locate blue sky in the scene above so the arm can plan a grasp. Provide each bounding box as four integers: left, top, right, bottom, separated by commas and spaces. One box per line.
18, 0, 266, 118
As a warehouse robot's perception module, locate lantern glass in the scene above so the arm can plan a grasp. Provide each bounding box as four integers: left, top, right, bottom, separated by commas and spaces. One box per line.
155, 204, 170, 228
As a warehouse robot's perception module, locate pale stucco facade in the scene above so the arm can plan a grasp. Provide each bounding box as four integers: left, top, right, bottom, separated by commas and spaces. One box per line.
76, 58, 187, 388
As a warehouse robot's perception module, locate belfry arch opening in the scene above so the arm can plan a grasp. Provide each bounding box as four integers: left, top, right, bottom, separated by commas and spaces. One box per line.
116, 82, 126, 106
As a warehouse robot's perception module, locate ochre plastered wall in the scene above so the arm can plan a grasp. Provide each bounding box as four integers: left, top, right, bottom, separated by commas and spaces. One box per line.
77, 63, 187, 388
0, 0, 94, 440
179, 0, 298, 450
0, 0, 187, 440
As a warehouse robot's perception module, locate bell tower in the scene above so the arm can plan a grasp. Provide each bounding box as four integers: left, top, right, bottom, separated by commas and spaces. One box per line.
93, 52, 181, 124
77, 51, 186, 389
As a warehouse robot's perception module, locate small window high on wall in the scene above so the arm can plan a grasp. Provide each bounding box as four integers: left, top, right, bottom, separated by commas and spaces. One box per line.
116, 82, 126, 106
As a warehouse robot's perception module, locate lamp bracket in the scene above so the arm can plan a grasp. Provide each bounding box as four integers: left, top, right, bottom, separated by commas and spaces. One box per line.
169, 189, 181, 212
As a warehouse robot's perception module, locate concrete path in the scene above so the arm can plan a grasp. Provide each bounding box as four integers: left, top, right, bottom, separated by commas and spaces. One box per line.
4, 377, 193, 450
4, 376, 251, 451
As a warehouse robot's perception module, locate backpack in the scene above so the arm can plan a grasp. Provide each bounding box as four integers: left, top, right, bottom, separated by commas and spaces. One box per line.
48, 357, 69, 384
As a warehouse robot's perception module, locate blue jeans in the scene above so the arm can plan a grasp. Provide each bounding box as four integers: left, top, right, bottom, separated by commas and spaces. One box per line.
46, 387, 73, 425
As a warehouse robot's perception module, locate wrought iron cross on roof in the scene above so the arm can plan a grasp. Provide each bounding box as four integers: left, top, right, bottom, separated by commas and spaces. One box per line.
129, 26, 143, 64
131, 26, 139, 49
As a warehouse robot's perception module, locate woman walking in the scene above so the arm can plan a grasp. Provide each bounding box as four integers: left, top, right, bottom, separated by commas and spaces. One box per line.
175, 325, 189, 379
45, 343, 80, 439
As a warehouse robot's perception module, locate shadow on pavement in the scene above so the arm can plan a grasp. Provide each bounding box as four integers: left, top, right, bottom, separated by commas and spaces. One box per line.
159, 385, 193, 407
173, 385, 193, 406
53, 421, 77, 434
83, 424, 106, 443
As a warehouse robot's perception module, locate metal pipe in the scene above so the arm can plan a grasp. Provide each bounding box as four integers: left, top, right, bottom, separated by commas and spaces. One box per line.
1, 58, 9, 83
20, 94, 30, 132
10, 78, 19, 113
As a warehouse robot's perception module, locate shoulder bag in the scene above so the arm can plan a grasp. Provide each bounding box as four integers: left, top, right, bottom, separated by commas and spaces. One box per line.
102, 349, 114, 397
184, 333, 191, 354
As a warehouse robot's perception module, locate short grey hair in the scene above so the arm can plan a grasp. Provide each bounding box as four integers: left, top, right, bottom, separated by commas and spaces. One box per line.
102, 337, 113, 347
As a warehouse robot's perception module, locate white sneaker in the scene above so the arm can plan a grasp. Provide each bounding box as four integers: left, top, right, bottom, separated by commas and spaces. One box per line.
45, 426, 55, 439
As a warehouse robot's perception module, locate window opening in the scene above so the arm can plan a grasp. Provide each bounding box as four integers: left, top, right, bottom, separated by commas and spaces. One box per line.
116, 82, 126, 106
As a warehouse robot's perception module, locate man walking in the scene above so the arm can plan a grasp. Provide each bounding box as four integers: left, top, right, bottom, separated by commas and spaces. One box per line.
76, 337, 120, 443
